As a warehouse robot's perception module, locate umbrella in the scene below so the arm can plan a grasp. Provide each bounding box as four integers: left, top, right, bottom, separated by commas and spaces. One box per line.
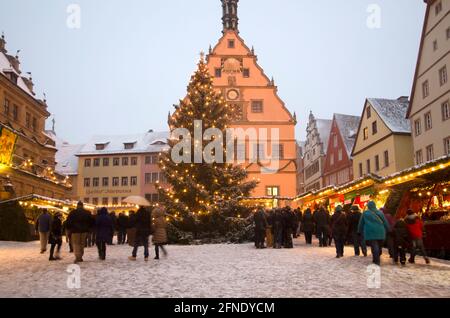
122, 196, 151, 207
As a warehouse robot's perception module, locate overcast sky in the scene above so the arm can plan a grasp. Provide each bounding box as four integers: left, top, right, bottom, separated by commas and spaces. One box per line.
0, 0, 425, 143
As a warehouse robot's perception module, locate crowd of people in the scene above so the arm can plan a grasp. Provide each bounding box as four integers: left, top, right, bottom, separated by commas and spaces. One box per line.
252, 201, 431, 266
34, 202, 168, 263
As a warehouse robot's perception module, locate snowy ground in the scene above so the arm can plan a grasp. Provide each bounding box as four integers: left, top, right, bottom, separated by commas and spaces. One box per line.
0, 238, 449, 298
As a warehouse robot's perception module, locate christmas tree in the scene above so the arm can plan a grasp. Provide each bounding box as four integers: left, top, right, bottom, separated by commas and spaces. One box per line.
157, 54, 257, 235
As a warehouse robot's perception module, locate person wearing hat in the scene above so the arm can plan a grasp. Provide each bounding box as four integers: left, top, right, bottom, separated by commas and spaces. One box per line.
349, 205, 367, 257
49, 212, 63, 261
330, 205, 348, 258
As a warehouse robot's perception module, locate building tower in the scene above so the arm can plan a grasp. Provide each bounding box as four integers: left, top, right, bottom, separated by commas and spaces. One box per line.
222, 0, 239, 33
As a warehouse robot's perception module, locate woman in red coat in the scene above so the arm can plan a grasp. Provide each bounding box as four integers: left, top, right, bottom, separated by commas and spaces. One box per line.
405, 209, 430, 264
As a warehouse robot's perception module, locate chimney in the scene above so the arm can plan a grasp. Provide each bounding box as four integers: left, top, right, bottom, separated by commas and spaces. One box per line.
0, 33, 6, 53
22, 75, 35, 95
7, 53, 21, 74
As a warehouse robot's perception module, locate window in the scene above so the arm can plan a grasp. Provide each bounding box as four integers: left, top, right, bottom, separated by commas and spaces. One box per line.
151, 172, 159, 183
84, 198, 90, 204
424, 112, 433, 131
3, 98, 10, 115
442, 101, 450, 121
333, 134, 338, 148
251, 100, 263, 113
122, 157, 129, 166
426, 144, 434, 162
366, 159, 371, 174
113, 158, 120, 166
26, 112, 31, 128
439, 66, 448, 86
266, 186, 280, 196
92, 198, 99, 206
102, 198, 108, 206
433, 40, 438, 51
435, 1, 442, 15
84, 159, 91, 167
145, 155, 158, 165
372, 121, 378, 135
228, 39, 235, 48
84, 178, 90, 188
359, 163, 363, 178
375, 155, 380, 171
112, 197, 119, 205
93, 158, 100, 167
243, 68, 250, 78
103, 158, 109, 167
338, 148, 343, 161
102, 177, 109, 187
32, 117, 37, 132
447, 27, 450, 40
416, 150, 423, 165
112, 177, 119, 187
95, 144, 107, 150
363, 128, 369, 140
272, 144, 284, 160
414, 119, 422, 136
214, 68, 222, 78
422, 81, 429, 98
93, 178, 99, 187
124, 143, 135, 150
145, 173, 152, 184
159, 172, 167, 183
445, 137, 450, 156
384, 151, 389, 168
131, 176, 138, 186
151, 193, 159, 203
131, 157, 138, 166
367, 106, 371, 119
12, 104, 18, 121
121, 177, 128, 186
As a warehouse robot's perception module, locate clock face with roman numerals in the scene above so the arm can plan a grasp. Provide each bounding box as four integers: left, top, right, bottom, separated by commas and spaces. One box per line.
227, 89, 239, 101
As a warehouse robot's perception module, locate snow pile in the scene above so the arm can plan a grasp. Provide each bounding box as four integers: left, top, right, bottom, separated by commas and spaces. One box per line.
0, 240, 449, 298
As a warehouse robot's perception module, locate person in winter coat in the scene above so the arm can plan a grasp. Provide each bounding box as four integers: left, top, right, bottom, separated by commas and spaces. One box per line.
108, 212, 117, 245
272, 209, 284, 249
117, 213, 128, 245
405, 209, 430, 264
381, 208, 396, 258
48, 213, 63, 261
127, 211, 137, 246
265, 210, 274, 248
95, 208, 114, 260
282, 208, 294, 248
302, 208, 314, 244
66, 202, 94, 263
393, 219, 411, 265
254, 208, 268, 249
62, 218, 73, 253
348, 205, 367, 257
152, 207, 168, 259
35, 209, 52, 254
358, 201, 390, 266
331, 206, 348, 258
293, 208, 302, 238
313, 206, 330, 247
129, 207, 152, 261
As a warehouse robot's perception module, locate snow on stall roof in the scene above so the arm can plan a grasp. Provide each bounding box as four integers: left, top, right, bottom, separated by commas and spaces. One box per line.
334, 114, 361, 156
367, 98, 411, 134
77, 131, 170, 156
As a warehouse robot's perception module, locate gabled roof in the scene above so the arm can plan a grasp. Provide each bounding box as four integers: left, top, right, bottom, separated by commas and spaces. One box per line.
76, 131, 170, 156
334, 113, 360, 156
367, 98, 411, 134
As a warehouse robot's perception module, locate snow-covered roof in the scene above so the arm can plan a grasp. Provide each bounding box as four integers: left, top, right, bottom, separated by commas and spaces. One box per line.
76, 131, 170, 156
56, 143, 84, 176
316, 119, 332, 149
367, 98, 411, 134
0, 49, 35, 97
334, 113, 361, 156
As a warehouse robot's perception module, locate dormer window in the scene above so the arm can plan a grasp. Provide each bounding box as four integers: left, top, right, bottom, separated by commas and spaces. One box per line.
124, 142, 136, 150
228, 39, 235, 48
151, 140, 167, 146
95, 143, 109, 151
4, 71, 18, 84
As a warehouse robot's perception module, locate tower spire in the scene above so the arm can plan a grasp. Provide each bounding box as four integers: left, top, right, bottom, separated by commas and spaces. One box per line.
222, 0, 239, 33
